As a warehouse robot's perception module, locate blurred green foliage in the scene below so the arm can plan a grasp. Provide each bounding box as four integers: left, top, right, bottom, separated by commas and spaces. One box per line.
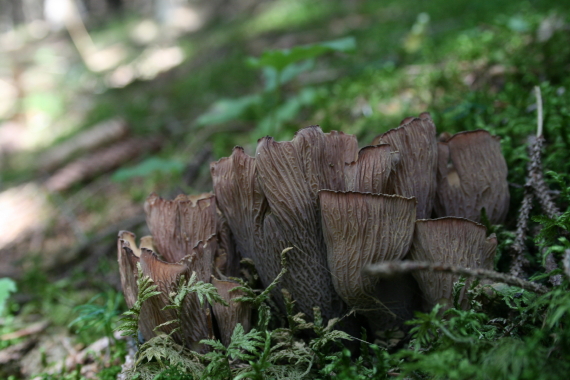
0, 278, 16, 317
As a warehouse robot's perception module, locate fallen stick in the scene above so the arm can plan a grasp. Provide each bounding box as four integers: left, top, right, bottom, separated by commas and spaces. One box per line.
364, 261, 549, 295
0, 320, 49, 341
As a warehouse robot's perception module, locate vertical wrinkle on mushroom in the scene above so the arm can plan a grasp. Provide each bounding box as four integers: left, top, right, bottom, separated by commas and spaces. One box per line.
117, 231, 140, 309
320, 190, 417, 329
259, 213, 288, 310
210, 147, 267, 263
255, 127, 357, 319
434, 130, 510, 224
178, 238, 217, 353
290, 126, 359, 198
345, 144, 394, 193
481, 233, 498, 271
409, 217, 497, 310
211, 277, 252, 347
144, 192, 217, 263
215, 213, 239, 277
211, 147, 289, 312
372, 113, 438, 218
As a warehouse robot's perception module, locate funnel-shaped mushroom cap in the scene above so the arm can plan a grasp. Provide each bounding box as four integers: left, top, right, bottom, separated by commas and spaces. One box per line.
372, 113, 438, 218
211, 147, 267, 262
434, 130, 510, 224
255, 126, 358, 319
144, 192, 217, 263
320, 190, 416, 324
211, 147, 287, 311
344, 144, 399, 194
409, 217, 498, 310
211, 277, 252, 347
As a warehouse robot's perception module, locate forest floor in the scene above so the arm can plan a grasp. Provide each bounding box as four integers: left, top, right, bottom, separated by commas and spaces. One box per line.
1, 0, 570, 379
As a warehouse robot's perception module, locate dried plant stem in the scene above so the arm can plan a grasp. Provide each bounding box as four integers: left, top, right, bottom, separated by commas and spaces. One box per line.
510, 86, 561, 280
535, 86, 543, 138
544, 252, 562, 286
365, 261, 549, 295
510, 189, 532, 277
527, 135, 560, 219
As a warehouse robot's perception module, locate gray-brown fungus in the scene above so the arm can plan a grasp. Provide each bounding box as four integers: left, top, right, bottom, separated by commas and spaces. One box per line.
434, 130, 509, 224
409, 217, 497, 310
372, 113, 438, 219
320, 190, 417, 330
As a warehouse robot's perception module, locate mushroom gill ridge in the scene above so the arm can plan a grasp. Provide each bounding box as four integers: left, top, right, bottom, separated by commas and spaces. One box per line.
319, 190, 417, 329
372, 112, 438, 218
409, 217, 498, 311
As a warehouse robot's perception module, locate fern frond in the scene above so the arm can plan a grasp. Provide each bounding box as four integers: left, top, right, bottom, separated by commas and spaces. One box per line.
135, 334, 205, 376
233, 248, 292, 307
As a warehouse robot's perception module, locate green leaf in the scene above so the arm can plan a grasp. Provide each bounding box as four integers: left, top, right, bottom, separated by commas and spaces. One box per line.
0, 278, 16, 316
112, 157, 185, 182
195, 95, 262, 127
249, 37, 356, 72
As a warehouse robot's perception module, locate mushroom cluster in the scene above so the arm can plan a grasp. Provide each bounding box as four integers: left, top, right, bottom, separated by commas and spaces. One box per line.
117, 112, 509, 347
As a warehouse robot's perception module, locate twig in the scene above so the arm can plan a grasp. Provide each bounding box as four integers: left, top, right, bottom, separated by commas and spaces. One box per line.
0, 320, 49, 341
527, 135, 560, 219
364, 261, 549, 295
510, 86, 561, 280
510, 189, 532, 277
535, 86, 543, 138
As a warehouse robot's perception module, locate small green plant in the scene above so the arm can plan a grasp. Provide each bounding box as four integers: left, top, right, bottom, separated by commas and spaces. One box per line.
0, 278, 16, 316
69, 290, 123, 343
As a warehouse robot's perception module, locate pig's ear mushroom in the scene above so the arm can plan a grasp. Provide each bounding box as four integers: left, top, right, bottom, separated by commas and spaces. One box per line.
319, 190, 417, 328
409, 217, 497, 310
372, 112, 438, 218
117, 230, 141, 309
434, 130, 510, 224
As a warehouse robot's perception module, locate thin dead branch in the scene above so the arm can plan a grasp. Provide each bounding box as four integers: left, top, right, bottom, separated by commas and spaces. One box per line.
365, 261, 549, 295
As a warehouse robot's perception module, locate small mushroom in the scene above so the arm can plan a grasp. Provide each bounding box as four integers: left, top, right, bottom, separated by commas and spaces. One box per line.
409, 217, 498, 310
372, 113, 438, 218
319, 190, 417, 329
117, 191, 231, 352
434, 130, 509, 224
211, 277, 252, 347
117, 231, 141, 309
117, 232, 215, 352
